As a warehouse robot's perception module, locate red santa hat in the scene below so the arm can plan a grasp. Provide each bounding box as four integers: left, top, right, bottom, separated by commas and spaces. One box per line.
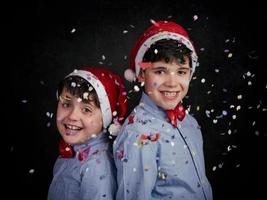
66, 67, 128, 136
128, 21, 198, 80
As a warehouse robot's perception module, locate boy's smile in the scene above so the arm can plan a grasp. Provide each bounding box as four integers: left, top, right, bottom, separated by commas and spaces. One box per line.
140, 58, 191, 110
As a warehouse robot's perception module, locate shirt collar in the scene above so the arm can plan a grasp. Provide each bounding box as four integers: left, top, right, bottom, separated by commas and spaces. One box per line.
73, 131, 108, 152
139, 92, 168, 120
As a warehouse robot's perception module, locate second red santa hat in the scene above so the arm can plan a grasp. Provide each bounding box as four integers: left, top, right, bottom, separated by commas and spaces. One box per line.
129, 21, 198, 79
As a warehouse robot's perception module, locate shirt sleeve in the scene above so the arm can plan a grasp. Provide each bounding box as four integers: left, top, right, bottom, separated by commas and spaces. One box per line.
80, 154, 117, 200
114, 128, 158, 200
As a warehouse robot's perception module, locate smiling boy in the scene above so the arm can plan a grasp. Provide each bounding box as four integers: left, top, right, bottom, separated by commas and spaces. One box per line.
48, 67, 128, 200
113, 21, 213, 200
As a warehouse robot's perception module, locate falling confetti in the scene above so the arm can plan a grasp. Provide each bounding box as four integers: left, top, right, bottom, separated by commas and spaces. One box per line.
70, 28, 76, 33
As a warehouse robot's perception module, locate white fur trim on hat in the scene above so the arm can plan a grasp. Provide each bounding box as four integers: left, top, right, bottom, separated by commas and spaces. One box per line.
66, 70, 112, 128
135, 31, 198, 76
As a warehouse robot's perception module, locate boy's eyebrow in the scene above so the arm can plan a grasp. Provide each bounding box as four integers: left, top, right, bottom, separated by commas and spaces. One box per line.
151, 66, 167, 70
59, 94, 71, 102
151, 66, 191, 71
177, 67, 191, 70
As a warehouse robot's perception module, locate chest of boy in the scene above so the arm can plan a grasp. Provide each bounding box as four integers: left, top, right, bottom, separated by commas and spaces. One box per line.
157, 127, 202, 176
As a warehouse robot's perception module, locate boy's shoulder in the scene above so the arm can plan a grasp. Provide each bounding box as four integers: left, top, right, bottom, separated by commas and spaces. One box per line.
183, 112, 202, 130
118, 105, 161, 134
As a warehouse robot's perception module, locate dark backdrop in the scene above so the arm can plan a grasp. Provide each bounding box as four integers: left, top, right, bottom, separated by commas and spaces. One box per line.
7, 0, 266, 199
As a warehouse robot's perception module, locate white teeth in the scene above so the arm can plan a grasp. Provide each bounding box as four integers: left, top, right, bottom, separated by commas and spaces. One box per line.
164, 92, 177, 97
66, 124, 81, 130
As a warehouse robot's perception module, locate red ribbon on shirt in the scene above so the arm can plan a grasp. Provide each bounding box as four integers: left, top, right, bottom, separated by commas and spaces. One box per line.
59, 140, 74, 158
59, 140, 91, 162
165, 103, 185, 127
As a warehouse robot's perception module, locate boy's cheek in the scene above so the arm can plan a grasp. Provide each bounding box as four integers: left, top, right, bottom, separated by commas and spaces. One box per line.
56, 115, 64, 122
179, 79, 190, 86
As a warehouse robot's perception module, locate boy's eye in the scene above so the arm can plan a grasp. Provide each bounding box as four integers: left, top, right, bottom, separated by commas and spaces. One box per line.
177, 69, 191, 76
154, 70, 165, 75
62, 102, 70, 108
82, 107, 93, 113
177, 70, 187, 75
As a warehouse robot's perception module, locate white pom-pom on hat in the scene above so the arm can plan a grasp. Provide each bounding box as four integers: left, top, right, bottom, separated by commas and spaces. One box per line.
124, 68, 136, 82
108, 119, 121, 136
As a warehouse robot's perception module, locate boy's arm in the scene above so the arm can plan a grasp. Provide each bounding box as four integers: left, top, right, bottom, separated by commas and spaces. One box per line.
114, 128, 158, 200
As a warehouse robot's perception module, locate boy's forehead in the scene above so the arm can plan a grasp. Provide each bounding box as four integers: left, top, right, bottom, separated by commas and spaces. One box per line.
150, 59, 191, 69
59, 89, 96, 104
59, 88, 73, 98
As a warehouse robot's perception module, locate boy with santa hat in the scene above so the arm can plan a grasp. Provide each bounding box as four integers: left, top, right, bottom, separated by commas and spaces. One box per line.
113, 21, 213, 200
48, 67, 128, 200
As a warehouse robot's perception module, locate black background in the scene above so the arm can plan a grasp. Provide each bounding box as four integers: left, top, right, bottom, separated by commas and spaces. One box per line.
7, 0, 266, 199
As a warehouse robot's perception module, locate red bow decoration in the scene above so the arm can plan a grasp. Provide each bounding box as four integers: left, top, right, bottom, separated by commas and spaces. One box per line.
166, 103, 185, 127
140, 133, 160, 142
59, 140, 74, 158
128, 113, 135, 124
77, 146, 91, 162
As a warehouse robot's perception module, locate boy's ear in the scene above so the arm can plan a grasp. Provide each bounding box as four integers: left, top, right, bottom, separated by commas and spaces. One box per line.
137, 69, 145, 82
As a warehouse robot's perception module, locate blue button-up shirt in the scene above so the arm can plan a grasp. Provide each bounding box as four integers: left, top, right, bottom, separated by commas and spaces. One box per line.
48, 132, 116, 200
113, 93, 213, 200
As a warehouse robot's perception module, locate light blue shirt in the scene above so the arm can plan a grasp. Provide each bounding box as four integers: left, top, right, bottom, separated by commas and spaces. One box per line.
48, 132, 116, 200
113, 93, 213, 200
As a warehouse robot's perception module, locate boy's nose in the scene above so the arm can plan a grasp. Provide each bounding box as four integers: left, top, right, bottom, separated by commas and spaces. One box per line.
165, 73, 178, 87
68, 107, 79, 121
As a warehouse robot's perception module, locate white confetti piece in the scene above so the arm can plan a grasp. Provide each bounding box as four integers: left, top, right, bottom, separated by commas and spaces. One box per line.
205, 110, 211, 118
237, 95, 242, 100
46, 122, 51, 127
193, 15, 198, 21
150, 19, 156, 24
112, 111, 117, 116
218, 163, 224, 168
222, 110, 228, 116
134, 85, 140, 92
228, 53, 233, 58
70, 28, 76, 33
71, 82, 76, 87
255, 131, 260, 136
